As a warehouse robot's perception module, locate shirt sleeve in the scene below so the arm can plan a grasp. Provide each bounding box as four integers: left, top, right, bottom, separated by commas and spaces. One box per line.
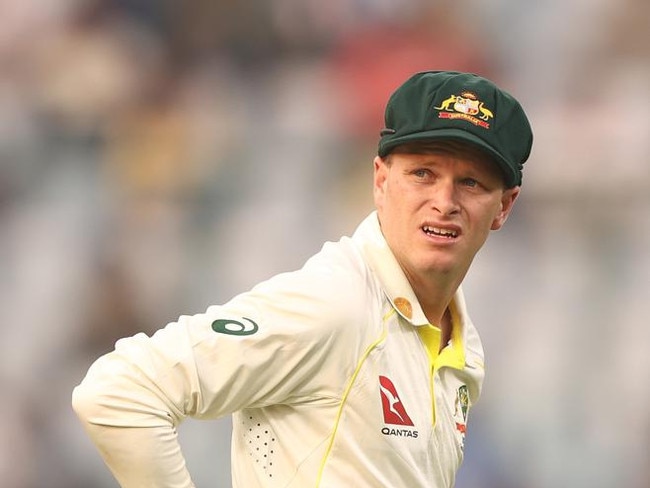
72, 240, 371, 487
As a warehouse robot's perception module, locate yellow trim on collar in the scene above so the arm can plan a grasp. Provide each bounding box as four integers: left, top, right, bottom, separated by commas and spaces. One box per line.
417, 324, 442, 367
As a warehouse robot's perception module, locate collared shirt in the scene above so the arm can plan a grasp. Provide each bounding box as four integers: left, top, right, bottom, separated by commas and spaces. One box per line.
72, 212, 485, 487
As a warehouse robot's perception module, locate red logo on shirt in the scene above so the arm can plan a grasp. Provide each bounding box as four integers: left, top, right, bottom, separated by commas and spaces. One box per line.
379, 376, 414, 426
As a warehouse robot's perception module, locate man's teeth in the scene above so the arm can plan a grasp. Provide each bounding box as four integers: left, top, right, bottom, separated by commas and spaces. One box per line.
423, 226, 458, 238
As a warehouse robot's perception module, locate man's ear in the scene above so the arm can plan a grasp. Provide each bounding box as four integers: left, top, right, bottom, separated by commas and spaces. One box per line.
491, 186, 520, 230
373, 156, 388, 206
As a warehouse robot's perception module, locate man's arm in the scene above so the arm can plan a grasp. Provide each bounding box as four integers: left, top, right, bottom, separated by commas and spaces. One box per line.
72, 241, 369, 486
72, 331, 198, 487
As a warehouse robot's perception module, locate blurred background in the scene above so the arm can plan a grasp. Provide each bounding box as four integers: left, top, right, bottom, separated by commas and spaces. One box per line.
1, 0, 649, 486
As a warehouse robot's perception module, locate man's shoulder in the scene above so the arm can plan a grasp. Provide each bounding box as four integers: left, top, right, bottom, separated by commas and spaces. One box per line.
304, 212, 381, 275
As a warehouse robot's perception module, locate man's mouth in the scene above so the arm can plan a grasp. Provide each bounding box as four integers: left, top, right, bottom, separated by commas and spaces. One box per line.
422, 225, 458, 239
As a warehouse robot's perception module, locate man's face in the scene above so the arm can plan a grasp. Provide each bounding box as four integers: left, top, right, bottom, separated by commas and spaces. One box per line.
373, 145, 520, 284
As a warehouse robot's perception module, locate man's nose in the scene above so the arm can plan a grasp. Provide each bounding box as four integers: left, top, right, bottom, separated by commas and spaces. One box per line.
430, 180, 460, 216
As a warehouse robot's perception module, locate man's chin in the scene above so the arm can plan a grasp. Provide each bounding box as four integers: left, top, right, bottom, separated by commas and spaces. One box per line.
416, 256, 457, 276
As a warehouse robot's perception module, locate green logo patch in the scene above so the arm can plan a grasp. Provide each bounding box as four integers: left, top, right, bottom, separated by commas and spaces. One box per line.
211, 317, 259, 336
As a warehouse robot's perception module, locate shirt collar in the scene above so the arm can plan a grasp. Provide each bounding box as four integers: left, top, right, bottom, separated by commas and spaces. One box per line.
352, 211, 430, 326
352, 212, 469, 331
353, 212, 472, 368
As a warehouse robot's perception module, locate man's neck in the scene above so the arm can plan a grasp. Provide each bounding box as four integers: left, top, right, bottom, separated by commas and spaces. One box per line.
405, 268, 464, 328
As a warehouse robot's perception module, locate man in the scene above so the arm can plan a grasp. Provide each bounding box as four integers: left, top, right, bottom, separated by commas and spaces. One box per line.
72, 70, 533, 487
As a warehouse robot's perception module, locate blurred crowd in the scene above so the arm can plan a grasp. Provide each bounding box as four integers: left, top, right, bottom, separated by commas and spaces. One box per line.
1, 0, 649, 487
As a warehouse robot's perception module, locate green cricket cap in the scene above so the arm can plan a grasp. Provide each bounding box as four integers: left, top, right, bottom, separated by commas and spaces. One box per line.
378, 71, 533, 187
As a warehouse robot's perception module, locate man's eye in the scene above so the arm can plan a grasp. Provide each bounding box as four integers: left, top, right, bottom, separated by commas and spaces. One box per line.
462, 178, 478, 187
413, 169, 430, 178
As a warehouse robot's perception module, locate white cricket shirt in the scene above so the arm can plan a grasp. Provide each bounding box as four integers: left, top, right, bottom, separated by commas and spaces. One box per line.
72, 211, 485, 487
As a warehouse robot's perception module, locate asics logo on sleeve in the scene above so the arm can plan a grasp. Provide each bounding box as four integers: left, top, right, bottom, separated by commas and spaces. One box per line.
211, 317, 259, 336
379, 375, 414, 426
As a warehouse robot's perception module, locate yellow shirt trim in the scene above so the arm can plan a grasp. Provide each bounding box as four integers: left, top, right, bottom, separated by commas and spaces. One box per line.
315, 309, 393, 486
416, 302, 466, 425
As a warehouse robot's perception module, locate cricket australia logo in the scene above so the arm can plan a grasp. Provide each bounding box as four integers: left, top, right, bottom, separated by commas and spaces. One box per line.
434, 91, 493, 128
379, 376, 418, 438
453, 385, 470, 448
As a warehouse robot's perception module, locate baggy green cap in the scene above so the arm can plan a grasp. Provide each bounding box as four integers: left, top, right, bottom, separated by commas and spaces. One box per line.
378, 71, 533, 187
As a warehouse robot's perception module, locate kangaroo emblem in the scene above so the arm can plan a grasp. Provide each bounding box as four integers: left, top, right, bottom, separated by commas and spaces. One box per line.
434, 95, 457, 111
478, 102, 493, 121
